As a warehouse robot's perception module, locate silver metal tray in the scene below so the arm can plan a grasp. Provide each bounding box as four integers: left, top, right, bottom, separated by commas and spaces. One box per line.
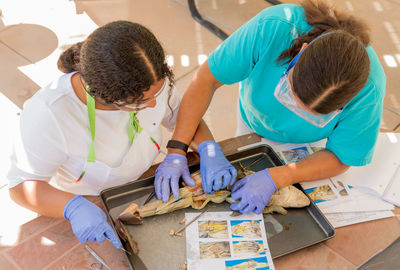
100, 145, 335, 270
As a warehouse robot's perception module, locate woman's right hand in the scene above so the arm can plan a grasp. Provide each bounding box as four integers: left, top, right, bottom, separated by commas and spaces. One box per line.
63, 195, 121, 248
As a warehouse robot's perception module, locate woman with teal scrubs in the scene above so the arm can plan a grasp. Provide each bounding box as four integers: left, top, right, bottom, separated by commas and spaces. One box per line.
156, 0, 386, 214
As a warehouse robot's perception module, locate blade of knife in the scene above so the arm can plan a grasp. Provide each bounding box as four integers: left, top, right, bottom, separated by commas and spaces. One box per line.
142, 190, 156, 206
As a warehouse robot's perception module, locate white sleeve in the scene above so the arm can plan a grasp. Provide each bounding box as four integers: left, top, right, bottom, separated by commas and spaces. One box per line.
7, 99, 68, 188
161, 86, 181, 132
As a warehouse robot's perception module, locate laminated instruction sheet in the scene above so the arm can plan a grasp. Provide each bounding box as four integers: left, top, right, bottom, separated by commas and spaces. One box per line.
272, 139, 395, 227
186, 211, 275, 270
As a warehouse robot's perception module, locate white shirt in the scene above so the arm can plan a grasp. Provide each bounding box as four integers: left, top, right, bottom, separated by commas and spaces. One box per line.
7, 72, 180, 195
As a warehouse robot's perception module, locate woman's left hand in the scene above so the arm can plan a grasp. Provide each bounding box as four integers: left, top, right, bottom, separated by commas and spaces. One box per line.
198, 141, 237, 194
230, 168, 277, 214
155, 153, 196, 202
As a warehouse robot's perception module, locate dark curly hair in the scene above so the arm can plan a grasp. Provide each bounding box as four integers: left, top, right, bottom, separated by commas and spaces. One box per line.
277, 0, 371, 114
57, 21, 174, 105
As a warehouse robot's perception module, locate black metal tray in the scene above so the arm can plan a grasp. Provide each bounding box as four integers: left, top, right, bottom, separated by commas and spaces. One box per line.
100, 145, 335, 270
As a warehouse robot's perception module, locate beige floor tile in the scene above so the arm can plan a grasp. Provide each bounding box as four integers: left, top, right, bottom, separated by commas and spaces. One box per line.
381, 108, 400, 131
44, 241, 130, 270
0, 42, 40, 108
0, 214, 62, 248
195, 0, 269, 32
384, 83, 400, 114
74, 0, 222, 78
282, 0, 299, 4
7, 220, 78, 270
324, 215, 400, 266
273, 242, 356, 270
0, 18, 5, 33
0, 254, 19, 270
0, 24, 58, 64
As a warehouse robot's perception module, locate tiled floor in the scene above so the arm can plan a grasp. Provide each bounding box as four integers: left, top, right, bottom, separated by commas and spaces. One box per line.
1, 0, 400, 269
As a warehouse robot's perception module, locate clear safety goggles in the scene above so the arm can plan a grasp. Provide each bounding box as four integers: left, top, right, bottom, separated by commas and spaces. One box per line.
274, 72, 341, 128
274, 32, 341, 128
113, 79, 168, 110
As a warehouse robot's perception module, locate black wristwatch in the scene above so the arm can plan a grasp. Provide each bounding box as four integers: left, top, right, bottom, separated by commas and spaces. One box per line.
166, 140, 189, 153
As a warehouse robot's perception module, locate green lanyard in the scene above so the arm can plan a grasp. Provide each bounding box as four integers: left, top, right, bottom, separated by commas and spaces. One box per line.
86, 91, 142, 163
76, 91, 159, 182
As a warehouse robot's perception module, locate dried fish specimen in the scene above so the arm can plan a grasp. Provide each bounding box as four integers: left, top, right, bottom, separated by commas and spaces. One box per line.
199, 241, 231, 259
117, 163, 310, 225
115, 221, 138, 254
231, 220, 262, 238
263, 185, 311, 215
117, 171, 229, 225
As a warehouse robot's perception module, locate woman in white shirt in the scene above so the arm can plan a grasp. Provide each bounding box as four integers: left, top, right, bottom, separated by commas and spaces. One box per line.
7, 21, 234, 248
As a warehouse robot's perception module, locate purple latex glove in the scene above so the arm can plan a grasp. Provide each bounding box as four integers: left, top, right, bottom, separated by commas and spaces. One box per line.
230, 168, 277, 214
155, 153, 196, 202
63, 195, 122, 248
198, 141, 237, 194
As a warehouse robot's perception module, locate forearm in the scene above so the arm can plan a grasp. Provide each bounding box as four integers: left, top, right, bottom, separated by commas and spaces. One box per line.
9, 180, 75, 218
171, 60, 222, 147
269, 150, 350, 188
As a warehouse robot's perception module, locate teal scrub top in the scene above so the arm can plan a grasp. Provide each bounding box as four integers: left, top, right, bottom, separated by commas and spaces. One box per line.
208, 4, 386, 166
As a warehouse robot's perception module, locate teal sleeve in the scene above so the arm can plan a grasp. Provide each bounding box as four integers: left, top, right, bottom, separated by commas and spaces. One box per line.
326, 82, 384, 166
208, 15, 264, 84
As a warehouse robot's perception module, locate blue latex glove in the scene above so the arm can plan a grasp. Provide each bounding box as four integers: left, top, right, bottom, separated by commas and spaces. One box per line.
198, 141, 237, 194
230, 168, 277, 214
155, 153, 196, 202
63, 195, 121, 248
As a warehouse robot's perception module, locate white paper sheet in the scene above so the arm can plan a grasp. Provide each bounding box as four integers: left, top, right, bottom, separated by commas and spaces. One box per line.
186, 211, 275, 270
330, 133, 400, 206
317, 187, 394, 213
324, 210, 394, 228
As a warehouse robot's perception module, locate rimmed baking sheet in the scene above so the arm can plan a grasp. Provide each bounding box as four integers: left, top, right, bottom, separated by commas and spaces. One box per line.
100, 145, 335, 270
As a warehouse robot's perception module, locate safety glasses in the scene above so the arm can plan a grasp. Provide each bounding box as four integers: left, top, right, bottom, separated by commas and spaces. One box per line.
274, 72, 341, 128
274, 32, 341, 128
113, 79, 168, 110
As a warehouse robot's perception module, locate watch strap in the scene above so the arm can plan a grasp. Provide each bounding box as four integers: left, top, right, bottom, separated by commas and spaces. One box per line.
167, 140, 189, 152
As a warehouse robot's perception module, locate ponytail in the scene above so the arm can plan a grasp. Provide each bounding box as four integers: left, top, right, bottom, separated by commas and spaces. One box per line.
277, 0, 370, 63
57, 42, 83, 73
